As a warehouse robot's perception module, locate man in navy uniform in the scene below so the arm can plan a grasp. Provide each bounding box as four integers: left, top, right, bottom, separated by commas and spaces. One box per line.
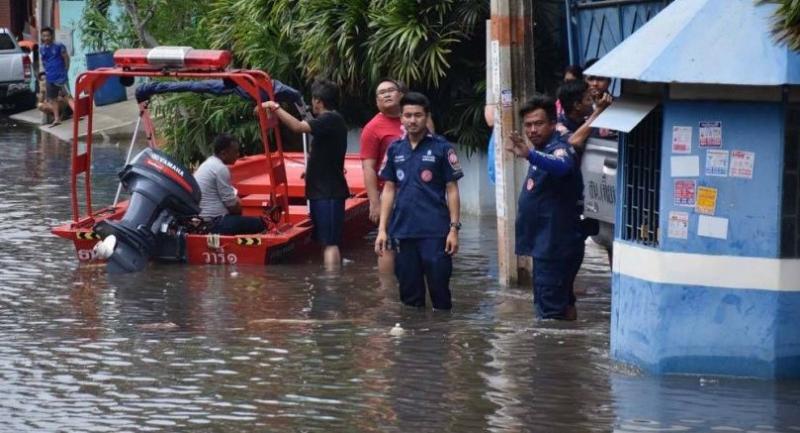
375, 92, 463, 310
506, 94, 585, 320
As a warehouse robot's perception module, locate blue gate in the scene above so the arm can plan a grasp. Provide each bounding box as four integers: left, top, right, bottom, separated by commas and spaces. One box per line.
565, 0, 672, 66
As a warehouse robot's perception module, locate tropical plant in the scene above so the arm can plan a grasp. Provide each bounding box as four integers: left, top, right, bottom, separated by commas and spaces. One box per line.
80, 0, 135, 52
83, 0, 492, 165
765, 0, 800, 50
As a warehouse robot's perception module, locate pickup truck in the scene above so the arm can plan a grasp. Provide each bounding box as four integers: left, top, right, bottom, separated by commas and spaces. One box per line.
581, 136, 617, 257
0, 28, 36, 110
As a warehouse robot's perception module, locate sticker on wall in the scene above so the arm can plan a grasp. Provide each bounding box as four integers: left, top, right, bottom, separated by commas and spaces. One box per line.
671, 126, 692, 154
705, 149, 729, 177
671, 156, 700, 177
729, 150, 755, 179
699, 121, 722, 147
698, 215, 728, 240
695, 186, 718, 215
673, 179, 697, 207
668, 211, 689, 239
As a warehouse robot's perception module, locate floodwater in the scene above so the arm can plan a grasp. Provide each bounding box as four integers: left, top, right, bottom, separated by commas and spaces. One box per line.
1, 116, 799, 432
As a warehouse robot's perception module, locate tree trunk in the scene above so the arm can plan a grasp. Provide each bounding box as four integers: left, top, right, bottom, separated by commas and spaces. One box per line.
120, 0, 159, 48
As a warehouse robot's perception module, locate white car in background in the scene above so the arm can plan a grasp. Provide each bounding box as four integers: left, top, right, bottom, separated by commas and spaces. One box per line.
0, 27, 36, 111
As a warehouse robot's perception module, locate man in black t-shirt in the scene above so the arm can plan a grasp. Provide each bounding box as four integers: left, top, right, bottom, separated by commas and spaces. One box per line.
262, 79, 349, 270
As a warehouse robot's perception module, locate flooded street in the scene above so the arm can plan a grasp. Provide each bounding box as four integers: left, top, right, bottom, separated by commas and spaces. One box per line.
1, 117, 799, 432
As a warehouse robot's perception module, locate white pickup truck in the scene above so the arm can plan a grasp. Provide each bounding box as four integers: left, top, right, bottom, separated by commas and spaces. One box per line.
0, 28, 36, 110
581, 136, 617, 256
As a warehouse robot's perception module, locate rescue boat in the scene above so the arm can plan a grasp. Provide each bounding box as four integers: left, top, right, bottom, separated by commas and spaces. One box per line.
51, 47, 370, 272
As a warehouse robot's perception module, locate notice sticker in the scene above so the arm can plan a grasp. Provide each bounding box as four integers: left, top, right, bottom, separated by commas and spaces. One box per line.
671, 155, 700, 177
668, 211, 689, 239
729, 150, 755, 179
673, 179, 697, 207
699, 121, 722, 147
671, 126, 692, 154
705, 149, 729, 177
695, 186, 718, 215
698, 215, 728, 240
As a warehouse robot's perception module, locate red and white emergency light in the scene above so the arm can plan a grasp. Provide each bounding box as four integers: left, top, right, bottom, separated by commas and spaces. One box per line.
113, 47, 231, 71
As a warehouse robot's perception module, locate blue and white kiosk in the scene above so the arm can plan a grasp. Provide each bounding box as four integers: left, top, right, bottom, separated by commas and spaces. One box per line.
585, 0, 800, 378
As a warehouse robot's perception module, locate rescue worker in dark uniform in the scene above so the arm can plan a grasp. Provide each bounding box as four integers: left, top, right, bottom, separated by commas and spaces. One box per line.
375, 92, 463, 310
506, 94, 585, 320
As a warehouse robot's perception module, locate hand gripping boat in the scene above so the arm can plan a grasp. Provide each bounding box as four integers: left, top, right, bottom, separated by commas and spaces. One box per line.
51, 47, 370, 272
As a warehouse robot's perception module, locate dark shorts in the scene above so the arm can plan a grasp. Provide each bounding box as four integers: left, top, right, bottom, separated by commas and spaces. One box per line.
210, 215, 265, 235
46, 81, 71, 101
309, 198, 345, 246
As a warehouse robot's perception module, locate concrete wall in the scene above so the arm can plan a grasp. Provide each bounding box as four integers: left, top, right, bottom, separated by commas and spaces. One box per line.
611, 97, 800, 378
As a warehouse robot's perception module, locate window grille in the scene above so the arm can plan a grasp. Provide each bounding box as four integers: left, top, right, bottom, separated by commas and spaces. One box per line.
781, 105, 800, 257
620, 107, 662, 246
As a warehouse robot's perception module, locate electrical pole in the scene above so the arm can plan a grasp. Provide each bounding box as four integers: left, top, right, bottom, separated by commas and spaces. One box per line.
490, 0, 535, 285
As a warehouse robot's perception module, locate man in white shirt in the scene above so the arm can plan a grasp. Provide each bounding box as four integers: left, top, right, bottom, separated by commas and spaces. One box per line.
194, 133, 265, 235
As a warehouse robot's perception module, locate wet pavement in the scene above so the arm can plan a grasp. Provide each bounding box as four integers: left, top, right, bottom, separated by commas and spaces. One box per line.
1, 116, 799, 432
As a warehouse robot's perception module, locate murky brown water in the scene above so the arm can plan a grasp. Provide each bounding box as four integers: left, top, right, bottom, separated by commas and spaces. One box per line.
1, 117, 799, 432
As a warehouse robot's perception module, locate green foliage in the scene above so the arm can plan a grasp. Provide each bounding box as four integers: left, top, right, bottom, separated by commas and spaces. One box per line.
123, 0, 491, 164
80, 0, 135, 52
152, 93, 263, 167
766, 0, 800, 50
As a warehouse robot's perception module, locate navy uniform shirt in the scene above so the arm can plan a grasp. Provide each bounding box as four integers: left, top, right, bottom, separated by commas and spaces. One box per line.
379, 133, 463, 239
515, 132, 584, 259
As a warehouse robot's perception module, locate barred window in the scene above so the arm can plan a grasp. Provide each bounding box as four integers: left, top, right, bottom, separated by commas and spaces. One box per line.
621, 107, 662, 246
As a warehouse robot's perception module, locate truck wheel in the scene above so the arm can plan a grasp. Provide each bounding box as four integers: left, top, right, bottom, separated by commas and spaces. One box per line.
14, 91, 37, 111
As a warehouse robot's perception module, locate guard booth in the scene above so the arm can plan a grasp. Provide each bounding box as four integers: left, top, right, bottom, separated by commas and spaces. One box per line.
586, 0, 800, 378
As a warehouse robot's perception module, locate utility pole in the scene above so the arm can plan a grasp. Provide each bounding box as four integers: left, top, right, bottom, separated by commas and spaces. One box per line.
490, 0, 535, 285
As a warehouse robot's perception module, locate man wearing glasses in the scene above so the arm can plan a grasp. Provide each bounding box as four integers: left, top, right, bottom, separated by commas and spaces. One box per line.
360, 79, 406, 273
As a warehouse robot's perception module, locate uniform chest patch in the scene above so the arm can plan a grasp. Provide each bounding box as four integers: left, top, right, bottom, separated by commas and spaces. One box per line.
421, 149, 436, 162
526, 178, 535, 191
394, 154, 406, 163
447, 148, 461, 170
420, 169, 433, 182
397, 169, 405, 181
553, 148, 568, 158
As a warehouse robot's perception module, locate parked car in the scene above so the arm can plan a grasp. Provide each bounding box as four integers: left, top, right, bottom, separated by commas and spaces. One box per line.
581, 136, 617, 258
0, 28, 36, 111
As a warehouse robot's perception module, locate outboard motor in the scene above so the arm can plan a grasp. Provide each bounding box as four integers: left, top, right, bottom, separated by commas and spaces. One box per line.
93, 148, 201, 273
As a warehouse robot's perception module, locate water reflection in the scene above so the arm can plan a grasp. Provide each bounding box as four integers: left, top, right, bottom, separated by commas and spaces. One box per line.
1, 118, 799, 432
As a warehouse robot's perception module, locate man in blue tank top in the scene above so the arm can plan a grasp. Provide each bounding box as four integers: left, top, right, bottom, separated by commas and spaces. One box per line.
506, 94, 586, 320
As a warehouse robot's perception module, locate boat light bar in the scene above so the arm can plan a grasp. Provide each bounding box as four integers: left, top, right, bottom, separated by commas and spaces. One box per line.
113, 47, 231, 71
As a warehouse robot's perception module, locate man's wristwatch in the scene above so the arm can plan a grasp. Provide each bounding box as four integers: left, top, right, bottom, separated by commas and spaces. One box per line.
449, 222, 462, 231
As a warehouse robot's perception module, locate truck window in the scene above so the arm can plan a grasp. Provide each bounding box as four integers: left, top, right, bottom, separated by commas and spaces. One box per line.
0, 34, 15, 50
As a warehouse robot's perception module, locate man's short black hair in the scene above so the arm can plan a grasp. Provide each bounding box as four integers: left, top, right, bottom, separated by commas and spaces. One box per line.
213, 133, 238, 155
311, 78, 339, 110
519, 94, 557, 123
564, 64, 584, 81
400, 92, 430, 113
557, 80, 588, 115
41, 27, 54, 36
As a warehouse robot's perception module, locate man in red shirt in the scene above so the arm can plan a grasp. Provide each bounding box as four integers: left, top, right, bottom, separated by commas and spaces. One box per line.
361, 79, 405, 273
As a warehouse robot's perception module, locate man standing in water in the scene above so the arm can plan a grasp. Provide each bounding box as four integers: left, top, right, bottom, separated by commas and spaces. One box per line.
263, 79, 349, 271
375, 92, 463, 310
506, 94, 585, 320
361, 78, 405, 273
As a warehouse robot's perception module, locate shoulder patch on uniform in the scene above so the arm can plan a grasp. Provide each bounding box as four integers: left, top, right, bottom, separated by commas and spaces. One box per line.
447, 148, 461, 171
